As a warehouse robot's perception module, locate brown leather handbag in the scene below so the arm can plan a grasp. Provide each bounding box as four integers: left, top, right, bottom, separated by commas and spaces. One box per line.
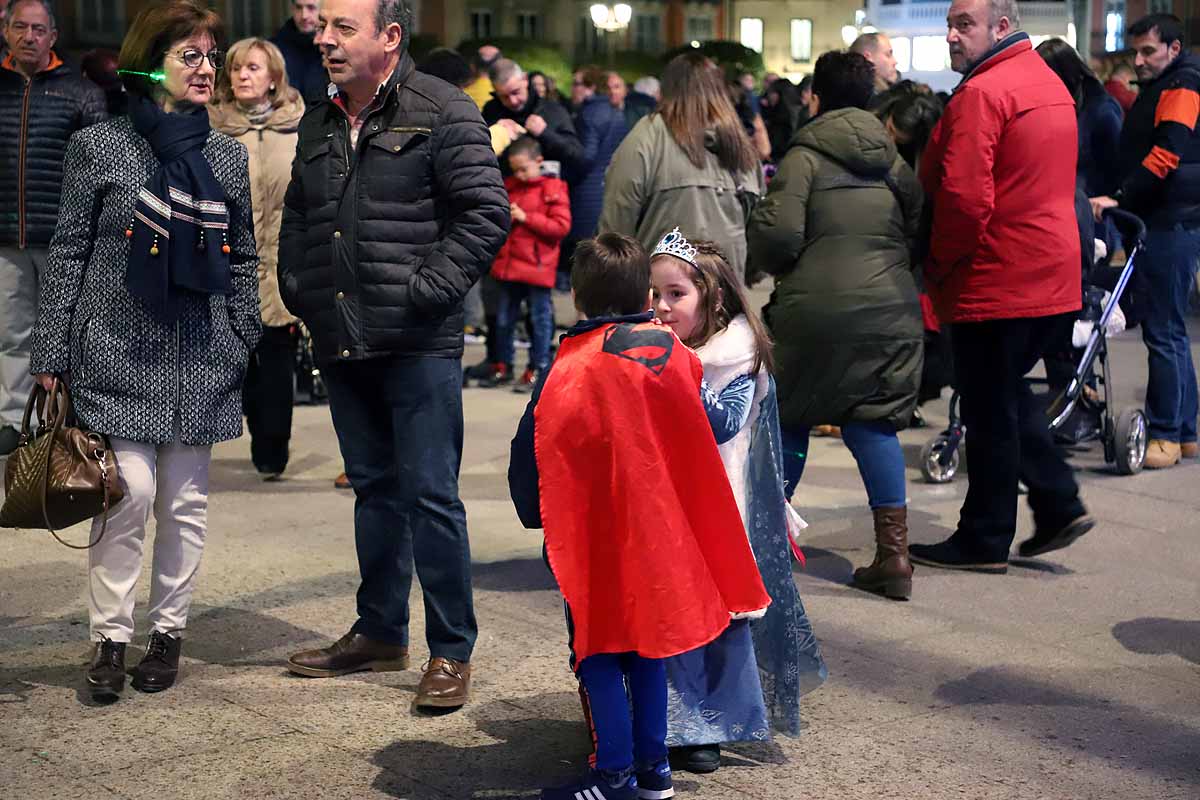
0, 379, 123, 549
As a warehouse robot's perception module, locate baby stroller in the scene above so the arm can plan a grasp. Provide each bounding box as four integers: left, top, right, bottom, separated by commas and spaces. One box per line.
920, 209, 1149, 482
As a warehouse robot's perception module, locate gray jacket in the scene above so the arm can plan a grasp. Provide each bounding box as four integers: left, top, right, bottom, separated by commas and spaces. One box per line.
597, 114, 764, 280
30, 116, 261, 445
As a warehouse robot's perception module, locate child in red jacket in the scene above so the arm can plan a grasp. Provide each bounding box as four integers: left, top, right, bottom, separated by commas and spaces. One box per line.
490, 136, 572, 391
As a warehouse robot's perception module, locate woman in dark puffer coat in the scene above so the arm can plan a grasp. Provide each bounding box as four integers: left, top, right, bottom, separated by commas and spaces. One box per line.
749, 51, 923, 601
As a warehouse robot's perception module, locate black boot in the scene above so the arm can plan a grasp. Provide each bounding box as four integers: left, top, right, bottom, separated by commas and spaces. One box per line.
670, 744, 721, 774
86, 636, 127, 699
131, 631, 182, 693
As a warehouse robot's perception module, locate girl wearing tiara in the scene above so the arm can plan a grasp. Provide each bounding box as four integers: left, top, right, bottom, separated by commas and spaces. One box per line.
649, 228, 827, 773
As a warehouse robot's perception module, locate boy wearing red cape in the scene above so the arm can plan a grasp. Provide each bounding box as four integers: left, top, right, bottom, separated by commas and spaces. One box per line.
509, 233, 771, 800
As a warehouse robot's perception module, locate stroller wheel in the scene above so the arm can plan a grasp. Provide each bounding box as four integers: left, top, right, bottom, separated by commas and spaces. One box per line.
1113, 407, 1147, 475
920, 436, 960, 484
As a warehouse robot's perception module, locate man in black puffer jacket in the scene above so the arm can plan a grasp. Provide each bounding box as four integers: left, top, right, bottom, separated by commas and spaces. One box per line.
0, 0, 105, 455
483, 58, 583, 172
279, 0, 509, 710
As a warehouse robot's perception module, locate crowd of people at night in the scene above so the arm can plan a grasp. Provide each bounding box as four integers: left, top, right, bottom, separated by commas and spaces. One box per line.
0, 0, 1197, 797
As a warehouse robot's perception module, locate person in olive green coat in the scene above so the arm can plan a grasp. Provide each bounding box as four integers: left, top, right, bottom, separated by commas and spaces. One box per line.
599, 51, 764, 283
748, 51, 923, 601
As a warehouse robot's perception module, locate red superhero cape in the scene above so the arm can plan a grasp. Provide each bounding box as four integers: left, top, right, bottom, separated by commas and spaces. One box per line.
535, 320, 770, 666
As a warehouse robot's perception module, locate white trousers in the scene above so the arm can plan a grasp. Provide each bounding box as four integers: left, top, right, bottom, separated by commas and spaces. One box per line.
88, 437, 211, 643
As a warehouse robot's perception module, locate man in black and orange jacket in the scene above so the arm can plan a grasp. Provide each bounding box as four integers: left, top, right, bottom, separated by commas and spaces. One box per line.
0, 0, 105, 455
1093, 14, 1200, 470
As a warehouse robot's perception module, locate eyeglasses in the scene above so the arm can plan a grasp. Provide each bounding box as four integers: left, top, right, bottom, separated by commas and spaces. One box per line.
174, 48, 226, 70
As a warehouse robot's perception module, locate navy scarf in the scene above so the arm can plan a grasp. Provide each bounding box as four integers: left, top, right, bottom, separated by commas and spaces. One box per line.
127, 95, 232, 318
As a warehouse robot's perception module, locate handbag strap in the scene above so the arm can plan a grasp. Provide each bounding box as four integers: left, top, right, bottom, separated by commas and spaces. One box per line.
38, 378, 111, 550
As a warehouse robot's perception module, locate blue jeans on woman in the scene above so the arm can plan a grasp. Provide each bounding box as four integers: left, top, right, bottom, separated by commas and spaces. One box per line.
495, 280, 554, 372
781, 421, 906, 508
1140, 225, 1200, 443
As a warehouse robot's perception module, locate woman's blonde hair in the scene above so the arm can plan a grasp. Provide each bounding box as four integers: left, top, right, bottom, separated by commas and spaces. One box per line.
214, 37, 298, 107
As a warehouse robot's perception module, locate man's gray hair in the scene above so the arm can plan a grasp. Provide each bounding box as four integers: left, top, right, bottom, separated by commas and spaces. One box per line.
375, 0, 411, 50
989, 0, 1021, 30
849, 32, 886, 55
489, 58, 525, 87
6, 0, 56, 30
633, 76, 660, 97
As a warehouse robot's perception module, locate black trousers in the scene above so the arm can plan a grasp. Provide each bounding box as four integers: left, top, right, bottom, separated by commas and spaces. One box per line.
242, 324, 295, 473
951, 314, 1086, 560
323, 355, 477, 662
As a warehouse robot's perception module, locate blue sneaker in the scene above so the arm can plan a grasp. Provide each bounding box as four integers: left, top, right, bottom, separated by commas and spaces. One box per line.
540, 769, 638, 800
635, 759, 675, 799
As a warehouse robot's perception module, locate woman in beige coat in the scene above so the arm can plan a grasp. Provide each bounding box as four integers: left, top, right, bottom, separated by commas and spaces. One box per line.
210, 38, 302, 479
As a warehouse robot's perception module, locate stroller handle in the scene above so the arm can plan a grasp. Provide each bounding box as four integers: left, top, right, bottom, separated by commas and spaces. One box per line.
1103, 208, 1146, 243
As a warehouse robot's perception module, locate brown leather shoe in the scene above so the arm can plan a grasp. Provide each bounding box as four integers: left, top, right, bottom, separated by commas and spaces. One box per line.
852, 506, 913, 600
415, 657, 471, 708
1181, 442, 1199, 459
334, 472, 352, 490
287, 631, 409, 677
1144, 439, 1181, 469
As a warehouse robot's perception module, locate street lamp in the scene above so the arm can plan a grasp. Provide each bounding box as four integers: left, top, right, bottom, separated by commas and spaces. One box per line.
590, 3, 633, 32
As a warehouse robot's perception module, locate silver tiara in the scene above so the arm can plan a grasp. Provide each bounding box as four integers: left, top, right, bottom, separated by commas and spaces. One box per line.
650, 227, 697, 266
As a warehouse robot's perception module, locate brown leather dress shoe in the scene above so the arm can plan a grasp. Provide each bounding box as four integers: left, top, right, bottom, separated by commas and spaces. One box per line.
334, 472, 352, 490
415, 657, 471, 708
287, 631, 409, 677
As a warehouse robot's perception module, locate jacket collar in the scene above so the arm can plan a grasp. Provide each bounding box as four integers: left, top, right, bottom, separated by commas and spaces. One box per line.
1, 49, 64, 78
326, 50, 415, 115
210, 94, 305, 137
276, 18, 314, 46
566, 311, 654, 337
955, 32, 1030, 89
492, 88, 542, 119
1140, 52, 1200, 90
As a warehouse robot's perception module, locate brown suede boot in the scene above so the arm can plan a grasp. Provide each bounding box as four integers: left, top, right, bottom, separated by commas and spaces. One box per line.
852, 507, 913, 601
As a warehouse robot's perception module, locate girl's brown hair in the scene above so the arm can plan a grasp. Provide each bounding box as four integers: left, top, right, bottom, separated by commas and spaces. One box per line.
658, 51, 759, 174
118, 0, 224, 98
668, 240, 774, 375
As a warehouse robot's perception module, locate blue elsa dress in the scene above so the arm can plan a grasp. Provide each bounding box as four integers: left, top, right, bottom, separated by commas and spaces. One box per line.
665, 370, 827, 746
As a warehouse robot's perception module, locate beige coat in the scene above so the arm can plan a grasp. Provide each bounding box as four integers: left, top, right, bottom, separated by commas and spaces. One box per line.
209, 96, 303, 328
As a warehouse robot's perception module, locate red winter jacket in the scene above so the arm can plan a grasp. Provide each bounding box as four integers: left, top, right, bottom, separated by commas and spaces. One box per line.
491, 174, 571, 288
919, 34, 1081, 324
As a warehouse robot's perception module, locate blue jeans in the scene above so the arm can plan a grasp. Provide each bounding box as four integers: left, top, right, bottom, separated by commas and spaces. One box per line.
577, 652, 668, 773
781, 421, 906, 508
323, 355, 477, 662
495, 281, 554, 371
1140, 225, 1200, 443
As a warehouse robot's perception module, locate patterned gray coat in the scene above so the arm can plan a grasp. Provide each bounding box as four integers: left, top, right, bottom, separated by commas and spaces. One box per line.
30, 116, 261, 446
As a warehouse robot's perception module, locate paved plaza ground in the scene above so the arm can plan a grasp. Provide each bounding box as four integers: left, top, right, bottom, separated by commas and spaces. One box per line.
1, 318, 1198, 800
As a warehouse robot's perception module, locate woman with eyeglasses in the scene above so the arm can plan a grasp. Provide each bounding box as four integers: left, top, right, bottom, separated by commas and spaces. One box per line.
29, 0, 260, 701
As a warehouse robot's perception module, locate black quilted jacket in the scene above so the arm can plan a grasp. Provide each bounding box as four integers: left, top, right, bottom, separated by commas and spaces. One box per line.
279, 53, 510, 363
0, 55, 107, 247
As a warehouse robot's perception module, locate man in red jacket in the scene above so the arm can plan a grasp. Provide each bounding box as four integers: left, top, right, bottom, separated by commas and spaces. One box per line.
912, 0, 1094, 573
